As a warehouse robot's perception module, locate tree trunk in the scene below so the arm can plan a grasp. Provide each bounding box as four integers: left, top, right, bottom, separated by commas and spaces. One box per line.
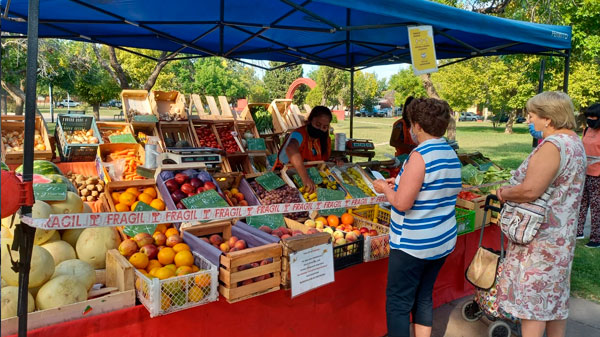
2, 80, 25, 115
420, 73, 440, 99
92, 103, 100, 120
143, 52, 170, 91
504, 109, 516, 134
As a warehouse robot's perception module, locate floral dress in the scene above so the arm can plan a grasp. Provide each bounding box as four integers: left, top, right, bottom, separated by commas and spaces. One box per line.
496, 133, 586, 321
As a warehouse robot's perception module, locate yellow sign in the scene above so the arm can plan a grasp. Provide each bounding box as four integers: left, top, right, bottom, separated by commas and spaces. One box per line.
408, 25, 438, 75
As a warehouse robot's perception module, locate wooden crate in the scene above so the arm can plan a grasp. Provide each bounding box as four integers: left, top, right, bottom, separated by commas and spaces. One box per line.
212, 121, 244, 155
456, 194, 491, 230
217, 96, 235, 120
290, 104, 307, 126
130, 121, 164, 152
192, 121, 223, 149
237, 103, 267, 123
150, 90, 187, 121
0, 115, 52, 164
281, 161, 350, 202
158, 121, 200, 149
96, 121, 135, 144
103, 179, 162, 212
95, 143, 146, 183
0, 250, 135, 337
280, 218, 332, 289
269, 99, 293, 134
121, 89, 155, 124
182, 221, 282, 303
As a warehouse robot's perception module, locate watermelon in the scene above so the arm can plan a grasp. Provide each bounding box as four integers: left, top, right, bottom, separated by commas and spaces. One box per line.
43, 174, 77, 193
15, 160, 62, 176
1, 162, 8, 171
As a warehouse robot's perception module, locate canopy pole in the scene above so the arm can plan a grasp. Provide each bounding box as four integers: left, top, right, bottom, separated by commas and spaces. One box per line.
563, 49, 570, 93
350, 68, 354, 140
16, 0, 40, 336
533, 58, 546, 148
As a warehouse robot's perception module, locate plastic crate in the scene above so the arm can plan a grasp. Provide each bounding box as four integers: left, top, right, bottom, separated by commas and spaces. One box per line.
134, 251, 218, 317
333, 235, 364, 271
351, 205, 391, 226
455, 207, 476, 235
56, 114, 102, 162
353, 216, 390, 262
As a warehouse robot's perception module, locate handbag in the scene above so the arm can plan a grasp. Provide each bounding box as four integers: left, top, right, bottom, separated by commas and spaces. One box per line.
466, 195, 504, 291
498, 136, 565, 245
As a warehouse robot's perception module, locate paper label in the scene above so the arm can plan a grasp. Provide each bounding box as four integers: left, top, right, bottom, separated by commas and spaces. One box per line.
290, 242, 335, 297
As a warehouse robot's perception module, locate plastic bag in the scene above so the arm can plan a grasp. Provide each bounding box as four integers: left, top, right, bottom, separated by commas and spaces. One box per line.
461, 164, 484, 186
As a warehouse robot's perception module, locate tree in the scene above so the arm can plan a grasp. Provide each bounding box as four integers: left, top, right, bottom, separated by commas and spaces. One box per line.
387, 69, 428, 107
341, 71, 378, 110
309, 66, 348, 107
189, 58, 250, 101
263, 61, 306, 104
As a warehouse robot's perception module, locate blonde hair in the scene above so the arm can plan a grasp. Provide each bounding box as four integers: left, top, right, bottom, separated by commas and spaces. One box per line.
526, 91, 576, 130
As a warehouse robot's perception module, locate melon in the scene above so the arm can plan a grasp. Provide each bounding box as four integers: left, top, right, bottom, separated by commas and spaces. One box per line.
36, 275, 87, 310
1, 212, 55, 245
76, 227, 121, 269
61, 228, 84, 249
1, 226, 12, 239
44, 174, 77, 193
1, 286, 35, 319
1, 242, 55, 287
1, 278, 6, 288
46, 230, 61, 243
52, 259, 95, 290
16, 160, 62, 176
41, 240, 76, 266
48, 191, 84, 214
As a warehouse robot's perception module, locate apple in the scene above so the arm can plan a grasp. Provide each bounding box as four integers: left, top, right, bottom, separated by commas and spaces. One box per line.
153, 232, 167, 246
196, 187, 204, 194
307, 228, 318, 235
352, 229, 361, 237
323, 227, 334, 235
359, 227, 369, 234
345, 232, 357, 243
259, 226, 272, 234
292, 230, 303, 236
176, 201, 186, 209
234, 240, 246, 250
201, 237, 210, 244
174, 173, 188, 185
166, 235, 183, 247
118, 239, 138, 256
181, 183, 195, 195
228, 236, 238, 247
241, 279, 254, 286
140, 244, 158, 259
335, 238, 347, 246
171, 190, 187, 203
280, 234, 291, 240
333, 230, 345, 240
209, 234, 223, 245
304, 219, 316, 228
369, 229, 378, 237
134, 232, 154, 248
219, 242, 230, 253
189, 178, 203, 189
203, 181, 216, 191
315, 221, 324, 230
165, 179, 180, 193
239, 200, 248, 206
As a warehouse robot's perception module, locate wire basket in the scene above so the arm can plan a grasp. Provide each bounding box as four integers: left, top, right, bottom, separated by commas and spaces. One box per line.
134, 251, 218, 317
351, 205, 391, 226
455, 207, 476, 235
353, 216, 390, 262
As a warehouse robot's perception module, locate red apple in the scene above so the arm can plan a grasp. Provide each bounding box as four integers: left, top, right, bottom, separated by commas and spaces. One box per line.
196, 187, 204, 194
165, 179, 180, 193
369, 229, 378, 236
259, 226, 272, 234
203, 181, 216, 190
176, 201, 186, 209
171, 190, 187, 203
133, 232, 154, 248
118, 239, 138, 256
180, 183, 195, 195
189, 178, 203, 189
153, 232, 167, 246
201, 237, 210, 244
359, 227, 369, 234
174, 173, 188, 185
166, 235, 183, 247
140, 244, 158, 259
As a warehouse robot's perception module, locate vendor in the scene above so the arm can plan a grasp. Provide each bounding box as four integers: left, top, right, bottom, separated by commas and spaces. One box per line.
273, 106, 333, 193
390, 96, 417, 156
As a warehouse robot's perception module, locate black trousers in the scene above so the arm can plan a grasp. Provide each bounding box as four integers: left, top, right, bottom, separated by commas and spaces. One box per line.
386, 249, 447, 337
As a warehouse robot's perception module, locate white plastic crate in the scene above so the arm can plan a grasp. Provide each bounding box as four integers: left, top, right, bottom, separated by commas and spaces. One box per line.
353, 216, 390, 262
134, 251, 218, 317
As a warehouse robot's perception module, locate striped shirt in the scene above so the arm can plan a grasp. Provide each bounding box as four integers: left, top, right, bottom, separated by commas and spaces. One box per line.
390, 138, 462, 260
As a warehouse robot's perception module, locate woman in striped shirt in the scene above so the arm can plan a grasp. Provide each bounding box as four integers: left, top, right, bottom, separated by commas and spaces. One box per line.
374, 98, 461, 337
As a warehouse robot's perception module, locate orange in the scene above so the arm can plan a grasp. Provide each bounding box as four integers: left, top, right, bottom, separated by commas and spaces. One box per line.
155, 223, 168, 234
157, 247, 176, 265
194, 273, 211, 288
341, 213, 354, 226
143, 187, 157, 198
118, 192, 136, 207
125, 187, 141, 197
115, 203, 130, 212
327, 215, 340, 227
146, 259, 162, 272
137, 269, 150, 278
315, 216, 328, 225
175, 265, 193, 276
160, 295, 171, 311
191, 265, 200, 272
149, 267, 161, 277
188, 286, 205, 302
129, 252, 149, 269
164, 264, 177, 273
138, 193, 154, 205
130, 201, 140, 211
155, 267, 175, 280
150, 199, 166, 211
173, 243, 190, 253
111, 191, 121, 204
165, 228, 179, 238
174, 250, 194, 267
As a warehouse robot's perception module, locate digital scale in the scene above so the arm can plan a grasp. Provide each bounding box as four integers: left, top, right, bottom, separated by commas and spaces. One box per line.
158, 147, 223, 167
345, 139, 375, 150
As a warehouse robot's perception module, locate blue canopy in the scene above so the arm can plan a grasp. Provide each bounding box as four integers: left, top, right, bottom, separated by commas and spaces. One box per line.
1, 0, 571, 69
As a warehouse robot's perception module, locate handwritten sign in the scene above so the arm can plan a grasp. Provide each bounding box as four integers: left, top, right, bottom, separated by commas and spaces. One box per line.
108, 133, 137, 144
290, 242, 334, 298
307, 167, 323, 185
122, 201, 157, 237
342, 183, 367, 199
316, 188, 346, 217
33, 183, 67, 201
246, 138, 266, 151
255, 172, 286, 191
181, 189, 229, 210
133, 114, 158, 123
267, 154, 277, 167
246, 213, 285, 230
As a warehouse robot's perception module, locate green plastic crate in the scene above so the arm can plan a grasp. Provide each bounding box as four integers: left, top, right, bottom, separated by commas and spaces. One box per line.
455, 207, 476, 236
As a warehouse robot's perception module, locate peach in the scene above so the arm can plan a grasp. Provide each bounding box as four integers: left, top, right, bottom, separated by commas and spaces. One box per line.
345, 232, 357, 243
134, 232, 154, 248
228, 236, 239, 247
153, 232, 167, 246
239, 200, 248, 206
259, 226, 272, 234
234, 240, 246, 250
118, 239, 138, 257
166, 235, 183, 247
219, 242, 230, 253
280, 234, 291, 240
253, 275, 266, 282
241, 279, 254, 286
209, 234, 223, 245
306, 228, 318, 235
201, 237, 210, 244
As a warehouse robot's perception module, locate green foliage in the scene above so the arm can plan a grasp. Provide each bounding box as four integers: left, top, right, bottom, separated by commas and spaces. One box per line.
387, 69, 427, 106
73, 64, 121, 107
263, 61, 304, 103
189, 58, 250, 100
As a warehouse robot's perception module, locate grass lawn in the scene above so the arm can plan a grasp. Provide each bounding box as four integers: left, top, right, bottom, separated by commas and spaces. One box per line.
571, 241, 600, 303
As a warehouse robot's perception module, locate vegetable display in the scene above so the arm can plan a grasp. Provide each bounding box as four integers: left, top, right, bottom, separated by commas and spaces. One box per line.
2, 130, 46, 152
249, 181, 307, 220
461, 164, 512, 193
66, 173, 105, 202
249, 106, 273, 134
64, 129, 99, 145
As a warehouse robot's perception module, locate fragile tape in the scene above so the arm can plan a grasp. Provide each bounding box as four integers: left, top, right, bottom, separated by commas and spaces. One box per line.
21, 195, 388, 230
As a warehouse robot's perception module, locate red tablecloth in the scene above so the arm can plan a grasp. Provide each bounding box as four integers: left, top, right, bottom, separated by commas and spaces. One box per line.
14, 225, 503, 337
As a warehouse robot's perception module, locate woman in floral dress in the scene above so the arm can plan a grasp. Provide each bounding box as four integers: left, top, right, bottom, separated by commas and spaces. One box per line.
496, 91, 586, 337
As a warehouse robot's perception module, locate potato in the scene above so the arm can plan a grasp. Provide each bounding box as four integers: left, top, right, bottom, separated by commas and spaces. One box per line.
1, 286, 34, 319
36, 275, 87, 310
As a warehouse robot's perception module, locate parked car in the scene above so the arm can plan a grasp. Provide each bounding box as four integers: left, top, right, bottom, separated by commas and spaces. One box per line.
379, 108, 392, 117
459, 112, 481, 121
516, 116, 526, 123
356, 108, 378, 117
108, 99, 122, 108
57, 99, 81, 108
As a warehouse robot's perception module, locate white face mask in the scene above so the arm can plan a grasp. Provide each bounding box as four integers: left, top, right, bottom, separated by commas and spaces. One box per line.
409, 127, 419, 144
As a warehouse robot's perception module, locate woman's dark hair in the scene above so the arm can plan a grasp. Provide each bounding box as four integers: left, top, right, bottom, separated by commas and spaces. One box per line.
308, 106, 333, 122
402, 96, 415, 127
406, 98, 452, 137
584, 103, 600, 118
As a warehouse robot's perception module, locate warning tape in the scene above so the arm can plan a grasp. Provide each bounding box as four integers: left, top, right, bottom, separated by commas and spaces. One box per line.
21, 195, 388, 230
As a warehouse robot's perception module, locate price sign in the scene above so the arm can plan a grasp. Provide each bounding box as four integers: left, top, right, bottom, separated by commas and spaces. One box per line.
307, 167, 323, 185
246, 213, 285, 230
133, 114, 158, 123
33, 183, 67, 201
109, 133, 137, 144
290, 242, 334, 298
246, 138, 267, 151
255, 172, 286, 191
316, 188, 346, 217
123, 201, 157, 237
181, 189, 229, 210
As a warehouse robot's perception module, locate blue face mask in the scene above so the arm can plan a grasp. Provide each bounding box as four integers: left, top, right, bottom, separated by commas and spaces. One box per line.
528, 123, 543, 139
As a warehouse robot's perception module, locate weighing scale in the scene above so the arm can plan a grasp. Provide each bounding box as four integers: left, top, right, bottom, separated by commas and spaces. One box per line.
158, 147, 223, 167
345, 139, 375, 150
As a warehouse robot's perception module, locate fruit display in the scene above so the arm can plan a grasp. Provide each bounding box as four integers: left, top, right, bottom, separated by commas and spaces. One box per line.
64, 129, 100, 144
461, 164, 511, 193
16, 160, 63, 176
66, 173, 105, 202
249, 180, 307, 220
249, 105, 273, 134
216, 126, 242, 153
258, 225, 320, 239
336, 166, 376, 197
194, 125, 221, 149
457, 190, 482, 201
109, 185, 165, 212
2, 129, 46, 152
223, 187, 249, 207
199, 233, 248, 254
99, 125, 133, 143
158, 169, 221, 210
